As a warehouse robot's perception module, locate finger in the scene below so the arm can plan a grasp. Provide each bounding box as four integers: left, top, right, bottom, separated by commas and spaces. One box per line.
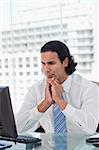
47, 78, 55, 85
54, 79, 60, 85
52, 78, 60, 84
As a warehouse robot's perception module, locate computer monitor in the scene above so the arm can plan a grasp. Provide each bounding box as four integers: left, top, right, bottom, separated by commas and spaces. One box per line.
0, 86, 17, 138
0, 86, 42, 145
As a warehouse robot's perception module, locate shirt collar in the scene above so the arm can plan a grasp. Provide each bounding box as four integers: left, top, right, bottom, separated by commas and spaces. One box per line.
62, 74, 72, 93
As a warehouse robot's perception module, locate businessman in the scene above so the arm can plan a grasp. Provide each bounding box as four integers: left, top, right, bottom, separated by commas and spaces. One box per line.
16, 40, 98, 135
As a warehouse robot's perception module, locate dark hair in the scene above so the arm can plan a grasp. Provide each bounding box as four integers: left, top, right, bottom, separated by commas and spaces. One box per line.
41, 40, 77, 75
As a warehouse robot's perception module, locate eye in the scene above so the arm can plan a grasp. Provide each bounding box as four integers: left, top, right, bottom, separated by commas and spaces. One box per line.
41, 61, 45, 65
48, 61, 55, 65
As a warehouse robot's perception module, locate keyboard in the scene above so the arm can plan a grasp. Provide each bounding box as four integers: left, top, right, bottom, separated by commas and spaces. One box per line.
86, 136, 99, 147
0, 135, 41, 144
16, 135, 41, 144
0, 142, 12, 149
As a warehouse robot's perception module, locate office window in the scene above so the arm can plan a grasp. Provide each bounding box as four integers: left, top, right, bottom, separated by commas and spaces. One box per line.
26, 72, 30, 75
19, 72, 23, 76
19, 64, 23, 68
18, 58, 22, 62
0, 0, 99, 113
26, 64, 30, 68
5, 58, 8, 63
34, 71, 38, 75
26, 57, 30, 62
5, 72, 9, 76
5, 65, 8, 68
34, 63, 38, 67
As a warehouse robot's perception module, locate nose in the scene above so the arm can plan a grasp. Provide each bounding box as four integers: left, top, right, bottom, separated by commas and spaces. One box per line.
43, 64, 50, 73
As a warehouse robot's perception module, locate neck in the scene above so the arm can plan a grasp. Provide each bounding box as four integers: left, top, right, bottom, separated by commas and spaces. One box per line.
60, 75, 68, 84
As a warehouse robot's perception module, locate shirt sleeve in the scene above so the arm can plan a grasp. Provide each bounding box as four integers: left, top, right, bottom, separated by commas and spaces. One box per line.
62, 83, 98, 135
16, 85, 44, 133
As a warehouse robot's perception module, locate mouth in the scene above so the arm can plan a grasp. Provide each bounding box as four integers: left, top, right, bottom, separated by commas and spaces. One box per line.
46, 74, 54, 78
47, 75, 53, 78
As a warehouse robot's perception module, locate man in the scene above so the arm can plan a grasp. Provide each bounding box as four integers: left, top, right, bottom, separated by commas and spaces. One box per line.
16, 40, 98, 135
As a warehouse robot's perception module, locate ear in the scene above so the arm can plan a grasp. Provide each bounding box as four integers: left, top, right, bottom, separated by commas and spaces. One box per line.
63, 57, 69, 67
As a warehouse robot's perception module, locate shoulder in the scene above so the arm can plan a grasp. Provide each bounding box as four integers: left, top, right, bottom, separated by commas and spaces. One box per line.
29, 77, 46, 91
71, 73, 98, 89
25, 77, 46, 98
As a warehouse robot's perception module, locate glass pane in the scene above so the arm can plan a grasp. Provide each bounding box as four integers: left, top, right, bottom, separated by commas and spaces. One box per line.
0, 0, 99, 113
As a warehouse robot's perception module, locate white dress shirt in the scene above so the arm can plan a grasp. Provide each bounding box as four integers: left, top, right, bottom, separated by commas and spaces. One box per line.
16, 73, 98, 135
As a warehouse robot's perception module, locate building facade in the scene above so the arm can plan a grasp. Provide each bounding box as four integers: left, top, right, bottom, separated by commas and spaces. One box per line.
0, 2, 98, 112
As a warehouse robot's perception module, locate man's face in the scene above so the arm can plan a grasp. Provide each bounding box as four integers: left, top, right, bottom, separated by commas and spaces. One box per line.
41, 51, 68, 83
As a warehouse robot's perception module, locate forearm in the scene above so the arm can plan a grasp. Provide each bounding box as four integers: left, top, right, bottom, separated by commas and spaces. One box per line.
16, 106, 43, 133
37, 99, 53, 112
55, 98, 68, 110
63, 104, 98, 134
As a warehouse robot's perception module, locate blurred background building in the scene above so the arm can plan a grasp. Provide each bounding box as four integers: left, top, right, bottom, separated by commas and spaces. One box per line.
0, 0, 99, 112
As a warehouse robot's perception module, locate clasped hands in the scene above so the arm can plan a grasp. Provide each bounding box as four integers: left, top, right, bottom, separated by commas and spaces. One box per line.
46, 78, 63, 104
37, 78, 68, 112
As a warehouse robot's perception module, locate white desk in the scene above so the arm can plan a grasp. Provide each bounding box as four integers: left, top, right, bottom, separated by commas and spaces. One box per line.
0, 132, 99, 150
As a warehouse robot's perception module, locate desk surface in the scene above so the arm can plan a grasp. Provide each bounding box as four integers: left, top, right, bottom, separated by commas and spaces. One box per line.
0, 132, 99, 150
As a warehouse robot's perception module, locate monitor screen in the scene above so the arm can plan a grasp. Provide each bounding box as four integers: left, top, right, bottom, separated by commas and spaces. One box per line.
0, 86, 17, 138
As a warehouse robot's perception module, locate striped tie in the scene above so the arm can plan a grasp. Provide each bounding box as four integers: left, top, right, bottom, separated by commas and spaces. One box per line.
53, 98, 67, 133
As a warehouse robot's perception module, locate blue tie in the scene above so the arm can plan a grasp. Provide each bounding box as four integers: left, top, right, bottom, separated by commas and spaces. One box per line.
53, 97, 67, 133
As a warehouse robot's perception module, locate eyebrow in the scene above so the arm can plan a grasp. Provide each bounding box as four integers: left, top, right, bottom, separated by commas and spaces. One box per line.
41, 60, 55, 64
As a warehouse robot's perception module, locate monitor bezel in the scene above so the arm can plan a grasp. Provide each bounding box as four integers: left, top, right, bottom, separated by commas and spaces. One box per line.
0, 86, 17, 138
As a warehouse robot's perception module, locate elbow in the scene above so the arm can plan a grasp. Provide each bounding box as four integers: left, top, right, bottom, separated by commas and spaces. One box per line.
81, 120, 98, 135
